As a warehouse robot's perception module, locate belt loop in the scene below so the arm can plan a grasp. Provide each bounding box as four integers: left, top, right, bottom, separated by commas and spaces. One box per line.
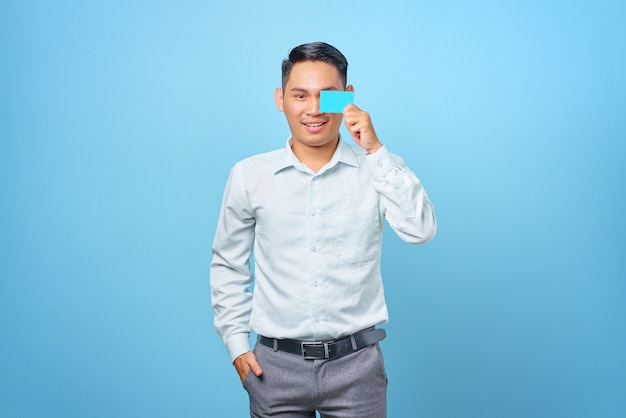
349, 334, 358, 351
273, 339, 278, 352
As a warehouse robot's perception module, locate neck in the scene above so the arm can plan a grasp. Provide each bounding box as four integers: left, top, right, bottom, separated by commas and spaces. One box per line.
291, 137, 339, 173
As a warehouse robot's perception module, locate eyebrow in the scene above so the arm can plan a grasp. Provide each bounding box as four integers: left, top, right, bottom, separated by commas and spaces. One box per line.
289, 86, 342, 93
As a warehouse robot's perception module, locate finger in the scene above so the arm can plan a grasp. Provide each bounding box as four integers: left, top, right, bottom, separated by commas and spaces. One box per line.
347, 121, 366, 138
235, 363, 249, 383
247, 355, 263, 377
343, 114, 361, 132
234, 352, 259, 382
342, 103, 359, 113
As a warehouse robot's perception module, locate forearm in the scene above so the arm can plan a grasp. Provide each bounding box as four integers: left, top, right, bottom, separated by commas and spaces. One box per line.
210, 250, 254, 362
367, 146, 437, 243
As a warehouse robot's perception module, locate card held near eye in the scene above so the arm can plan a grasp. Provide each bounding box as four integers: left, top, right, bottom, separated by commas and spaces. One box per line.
320, 91, 355, 113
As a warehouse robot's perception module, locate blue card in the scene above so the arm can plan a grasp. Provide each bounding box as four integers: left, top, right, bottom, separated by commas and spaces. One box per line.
320, 90, 354, 113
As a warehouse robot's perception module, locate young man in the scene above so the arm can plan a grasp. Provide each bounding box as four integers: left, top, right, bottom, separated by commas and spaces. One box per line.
210, 42, 436, 417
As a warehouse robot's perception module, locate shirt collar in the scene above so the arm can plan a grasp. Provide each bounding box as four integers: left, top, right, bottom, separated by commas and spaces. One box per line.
273, 136, 360, 174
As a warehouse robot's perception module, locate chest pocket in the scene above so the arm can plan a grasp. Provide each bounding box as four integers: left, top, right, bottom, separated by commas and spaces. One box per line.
333, 209, 381, 265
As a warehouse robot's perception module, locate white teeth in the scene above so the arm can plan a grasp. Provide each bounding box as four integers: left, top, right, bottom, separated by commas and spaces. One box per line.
305, 123, 324, 127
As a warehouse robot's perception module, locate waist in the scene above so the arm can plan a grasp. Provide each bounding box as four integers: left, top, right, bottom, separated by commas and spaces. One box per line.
257, 327, 386, 360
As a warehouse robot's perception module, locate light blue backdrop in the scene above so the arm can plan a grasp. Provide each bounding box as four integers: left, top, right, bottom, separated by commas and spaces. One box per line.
1, 1, 624, 417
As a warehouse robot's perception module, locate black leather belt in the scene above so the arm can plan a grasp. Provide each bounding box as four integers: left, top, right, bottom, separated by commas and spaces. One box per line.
258, 328, 386, 360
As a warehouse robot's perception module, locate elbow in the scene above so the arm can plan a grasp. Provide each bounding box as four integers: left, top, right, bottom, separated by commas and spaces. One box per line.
406, 213, 437, 244
417, 201, 437, 243
421, 221, 437, 243
411, 225, 436, 245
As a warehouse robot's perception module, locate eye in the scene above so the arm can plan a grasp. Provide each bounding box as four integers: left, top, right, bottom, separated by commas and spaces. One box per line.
294, 93, 305, 100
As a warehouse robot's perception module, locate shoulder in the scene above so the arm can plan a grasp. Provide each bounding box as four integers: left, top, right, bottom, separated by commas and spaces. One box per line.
232, 148, 282, 171
227, 148, 283, 186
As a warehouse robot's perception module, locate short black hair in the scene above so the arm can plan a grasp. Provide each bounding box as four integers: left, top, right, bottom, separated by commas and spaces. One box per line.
281, 42, 348, 89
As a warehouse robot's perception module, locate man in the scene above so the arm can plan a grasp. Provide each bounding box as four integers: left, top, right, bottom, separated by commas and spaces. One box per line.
210, 42, 436, 417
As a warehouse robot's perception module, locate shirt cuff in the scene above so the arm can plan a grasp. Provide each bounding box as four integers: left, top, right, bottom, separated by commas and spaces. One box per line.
365, 145, 395, 178
226, 333, 252, 363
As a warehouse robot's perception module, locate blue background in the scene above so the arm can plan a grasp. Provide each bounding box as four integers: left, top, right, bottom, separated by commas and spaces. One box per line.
2, 1, 624, 417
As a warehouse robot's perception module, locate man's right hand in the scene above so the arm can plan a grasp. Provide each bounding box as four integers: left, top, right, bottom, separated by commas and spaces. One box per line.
233, 351, 263, 384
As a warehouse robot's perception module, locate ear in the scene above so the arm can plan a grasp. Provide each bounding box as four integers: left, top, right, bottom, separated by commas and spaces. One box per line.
345, 84, 355, 93
274, 87, 284, 112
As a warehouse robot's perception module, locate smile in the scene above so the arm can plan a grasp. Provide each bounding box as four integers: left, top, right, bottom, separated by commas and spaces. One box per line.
303, 122, 326, 128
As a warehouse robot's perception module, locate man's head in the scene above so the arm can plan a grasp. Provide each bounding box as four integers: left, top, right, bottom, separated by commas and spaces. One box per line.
275, 42, 353, 155
281, 42, 348, 89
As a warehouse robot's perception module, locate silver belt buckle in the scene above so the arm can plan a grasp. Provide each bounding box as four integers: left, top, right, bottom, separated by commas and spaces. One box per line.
301, 341, 330, 360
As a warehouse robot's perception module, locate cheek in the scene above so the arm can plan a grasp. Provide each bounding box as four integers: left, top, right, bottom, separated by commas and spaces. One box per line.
284, 103, 303, 118
329, 114, 344, 127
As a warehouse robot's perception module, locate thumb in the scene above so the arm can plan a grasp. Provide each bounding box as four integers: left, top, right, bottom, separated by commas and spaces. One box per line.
248, 356, 263, 377
234, 352, 263, 383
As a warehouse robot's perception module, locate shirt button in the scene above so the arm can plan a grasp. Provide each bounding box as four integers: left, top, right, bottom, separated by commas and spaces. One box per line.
311, 247, 318, 253
377, 160, 383, 167
313, 281, 319, 287
310, 211, 316, 217
315, 318, 321, 323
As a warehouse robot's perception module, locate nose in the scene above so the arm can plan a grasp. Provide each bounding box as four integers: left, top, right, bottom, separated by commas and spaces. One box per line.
307, 96, 321, 115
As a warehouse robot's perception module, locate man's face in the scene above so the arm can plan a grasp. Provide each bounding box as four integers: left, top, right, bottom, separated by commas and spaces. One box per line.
275, 60, 351, 151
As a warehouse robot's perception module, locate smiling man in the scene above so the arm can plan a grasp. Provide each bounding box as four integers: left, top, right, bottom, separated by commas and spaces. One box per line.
210, 42, 437, 417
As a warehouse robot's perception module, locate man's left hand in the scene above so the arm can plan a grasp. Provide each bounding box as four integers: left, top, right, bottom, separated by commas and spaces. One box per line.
343, 104, 382, 154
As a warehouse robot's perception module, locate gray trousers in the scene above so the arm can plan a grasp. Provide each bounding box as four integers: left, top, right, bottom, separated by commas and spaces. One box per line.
243, 341, 388, 418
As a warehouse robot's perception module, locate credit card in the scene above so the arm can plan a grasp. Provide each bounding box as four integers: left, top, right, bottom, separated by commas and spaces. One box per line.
319, 90, 355, 113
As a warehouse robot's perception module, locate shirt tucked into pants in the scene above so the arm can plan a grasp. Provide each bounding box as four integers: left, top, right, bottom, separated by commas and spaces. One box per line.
211, 138, 436, 417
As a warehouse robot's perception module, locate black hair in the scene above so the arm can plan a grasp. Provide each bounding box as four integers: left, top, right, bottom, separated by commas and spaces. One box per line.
281, 42, 348, 88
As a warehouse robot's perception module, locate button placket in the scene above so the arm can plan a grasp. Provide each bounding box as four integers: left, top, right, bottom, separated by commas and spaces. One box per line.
307, 174, 324, 332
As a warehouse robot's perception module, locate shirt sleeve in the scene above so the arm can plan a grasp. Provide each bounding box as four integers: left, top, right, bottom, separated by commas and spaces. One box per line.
210, 163, 255, 362
366, 145, 437, 243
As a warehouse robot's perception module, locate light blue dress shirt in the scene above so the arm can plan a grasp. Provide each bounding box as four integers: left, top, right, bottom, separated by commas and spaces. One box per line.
210, 138, 436, 361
